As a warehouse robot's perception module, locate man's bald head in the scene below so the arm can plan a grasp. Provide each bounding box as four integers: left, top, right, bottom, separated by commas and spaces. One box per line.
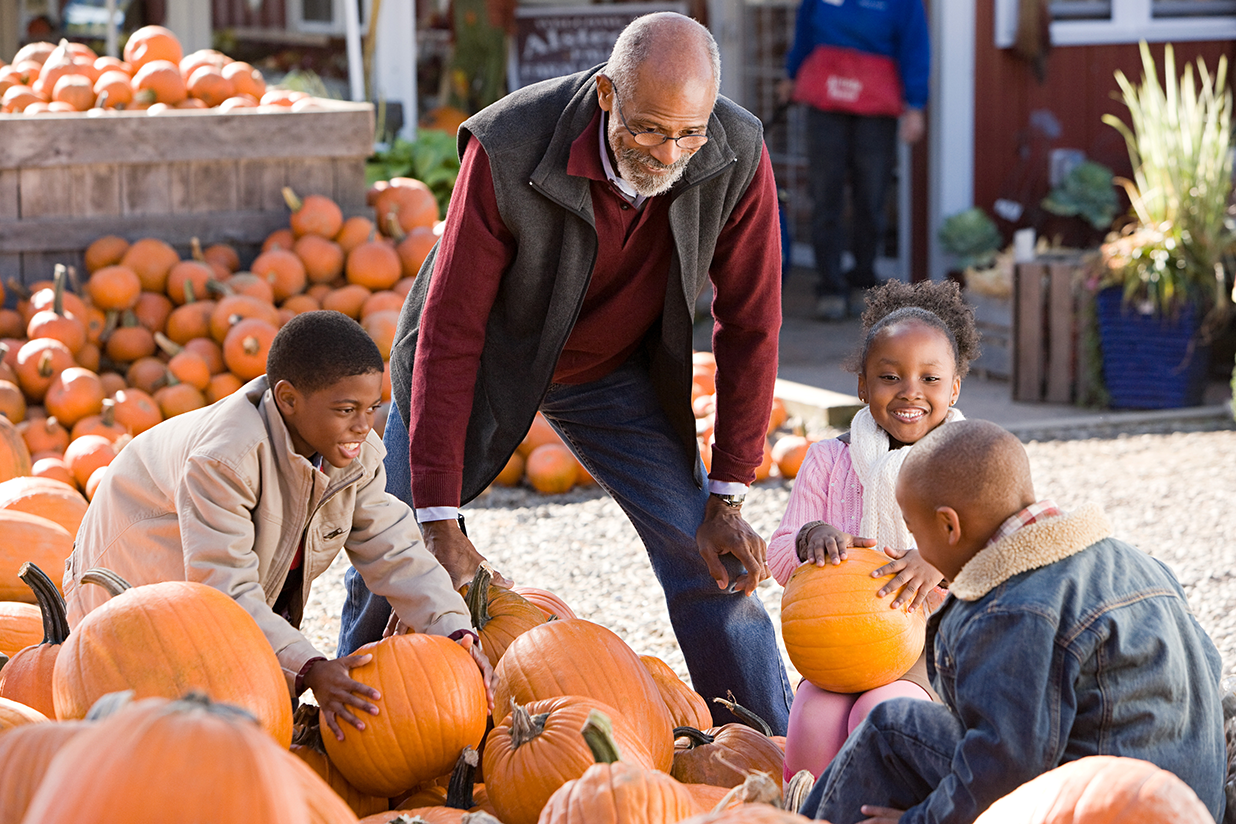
605, 13, 720, 102
900, 420, 1036, 538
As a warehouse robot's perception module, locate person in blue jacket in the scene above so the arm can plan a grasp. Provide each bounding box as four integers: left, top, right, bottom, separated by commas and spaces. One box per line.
778, 0, 930, 321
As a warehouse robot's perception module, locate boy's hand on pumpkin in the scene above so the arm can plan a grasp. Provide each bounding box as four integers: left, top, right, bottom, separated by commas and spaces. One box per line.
872, 547, 944, 611
456, 633, 495, 712
306, 653, 381, 741
795, 521, 876, 566
423, 519, 513, 590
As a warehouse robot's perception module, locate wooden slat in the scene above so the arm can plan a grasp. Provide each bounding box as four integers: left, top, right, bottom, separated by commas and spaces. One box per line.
238, 158, 288, 211
69, 164, 123, 217
188, 160, 240, 213
0, 170, 17, 220
1013, 262, 1045, 402
18, 167, 73, 218
1045, 262, 1076, 403
0, 211, 291, 253
334, 158, 369, 214
122, 164, 173, 215
285, 158, 337, 199
0, 107, 374, 170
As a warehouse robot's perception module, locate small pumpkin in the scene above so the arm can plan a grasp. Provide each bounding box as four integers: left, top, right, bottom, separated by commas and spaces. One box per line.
780, 548, 928, 694
0, 563, 70, 717
222, 317, 279, 381
0, 476, 87, 535
0, 414, 33, 482
0, 695, 48, 733
0, 510, 73, 603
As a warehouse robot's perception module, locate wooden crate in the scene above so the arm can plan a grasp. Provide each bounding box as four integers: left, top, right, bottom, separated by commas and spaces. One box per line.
1012, 256, 1095, 404
0, 101, 375, 287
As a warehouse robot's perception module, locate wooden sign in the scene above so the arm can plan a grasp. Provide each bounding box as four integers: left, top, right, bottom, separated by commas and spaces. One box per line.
508, 2, 687, 91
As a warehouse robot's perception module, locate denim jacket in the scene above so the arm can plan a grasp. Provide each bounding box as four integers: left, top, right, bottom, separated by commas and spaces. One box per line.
916, 504, 1225, 823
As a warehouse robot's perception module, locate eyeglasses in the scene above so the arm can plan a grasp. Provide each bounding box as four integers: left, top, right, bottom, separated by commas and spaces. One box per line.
608, 80, 709, 150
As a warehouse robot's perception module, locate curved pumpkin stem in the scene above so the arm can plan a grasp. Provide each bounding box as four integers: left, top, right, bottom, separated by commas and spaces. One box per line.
190, 236, 206, 263
783, 769, 816, 812
672, 726, 716, 749
154, 331, 184, 357
444, 746, 479, 809
183, 278, 198, 305
6, 278, 31, 301
281, 186, 304, 213
52, 263, 67, 317
19, 562, 70, 646
580, 708, 622, 764
464, 564, 494, 632
290, 703, 326, 752
0, 652, 7, 673
509, 701, 551, 749
461, 814, 503, 824
80, 567, 134, 597
712, 691, 774, 736
712, 770, 782, 812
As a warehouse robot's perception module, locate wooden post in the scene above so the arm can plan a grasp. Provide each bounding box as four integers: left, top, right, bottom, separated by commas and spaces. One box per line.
1013, 262, 1045, 402
1, 0, 19, 62
1044, 262, 1076, 403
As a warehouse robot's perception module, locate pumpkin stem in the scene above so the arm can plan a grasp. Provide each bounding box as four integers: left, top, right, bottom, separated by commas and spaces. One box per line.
711, 768, 781, 812
190, 237, 206, 262
153, 331, 184, 357
99, 398, 117, 427
52, 264, 67, 316
444, 746, 479, 809
80, 567, 133, 597
783, 769, 816, 812
19, 562, 70, 645
290, 703, 326, 752
36, 348, 54, 379
464, 563, 494, 632
6, 278, 31, 301
508, 702, 550, 749
580, 708, 623, 764
461, 814, 503, 824
183, 278, 197, 305
176, 690, 262, 724
712, 692, 774, 736
386, 212, 407, 241
0, 652, 7, 673
282, 186, 304, 213
672, 726, 716, 749
205, 278, 230, 298
85, 689, 135, 720
242, 335, 260, 356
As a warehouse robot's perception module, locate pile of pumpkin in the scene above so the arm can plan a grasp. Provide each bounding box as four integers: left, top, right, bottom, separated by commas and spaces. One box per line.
0, 560, 1216, 824
494, 353, 819, 497
0, 25, 319, 114
0, 176, 440, 505
0, 557, 820, 823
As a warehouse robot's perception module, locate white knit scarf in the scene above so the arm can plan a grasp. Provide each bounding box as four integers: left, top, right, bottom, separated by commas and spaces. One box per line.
849, 405, 965, 550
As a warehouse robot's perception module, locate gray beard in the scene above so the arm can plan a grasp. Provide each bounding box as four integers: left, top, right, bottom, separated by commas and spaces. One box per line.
610, 133, 692, 197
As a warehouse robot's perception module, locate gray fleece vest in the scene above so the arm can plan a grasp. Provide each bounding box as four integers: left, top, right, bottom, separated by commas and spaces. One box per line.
390, 66, 767, 504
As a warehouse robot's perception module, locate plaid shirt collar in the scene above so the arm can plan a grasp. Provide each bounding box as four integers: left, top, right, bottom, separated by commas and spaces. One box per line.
986, 500, 1062, 547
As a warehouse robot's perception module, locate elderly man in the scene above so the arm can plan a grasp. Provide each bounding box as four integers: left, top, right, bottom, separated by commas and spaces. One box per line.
339, 12, 793, 732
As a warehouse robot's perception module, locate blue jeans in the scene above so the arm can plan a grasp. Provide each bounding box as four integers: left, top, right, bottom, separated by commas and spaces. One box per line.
799, 698, 963, 822
806, 109, 898, 299
339, 358, 794, 734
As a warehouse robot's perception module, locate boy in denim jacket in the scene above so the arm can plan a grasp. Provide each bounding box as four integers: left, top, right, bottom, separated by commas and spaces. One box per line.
801, 419, 1225, 824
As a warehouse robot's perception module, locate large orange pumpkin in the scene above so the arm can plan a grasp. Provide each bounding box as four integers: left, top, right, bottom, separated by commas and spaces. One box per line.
283, 187, 344, 239
321, 632, 488, 797
973, 755, 1214, 824
0, 476, 87, 536
0, 414, 32, 483
780, 548, 928, 693
537, 710, 700, 824
52, 574, 293, 747
0, 510, 73, 603
493, 618, 675, 771
511, 585, 577, 621
21, 694, 323, 824
483, 695, 657, 824
0, 563, 70, 717
289, 707, 388, 818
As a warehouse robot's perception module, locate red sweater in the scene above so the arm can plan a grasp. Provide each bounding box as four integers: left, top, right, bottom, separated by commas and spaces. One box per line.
408, 113, 782, 507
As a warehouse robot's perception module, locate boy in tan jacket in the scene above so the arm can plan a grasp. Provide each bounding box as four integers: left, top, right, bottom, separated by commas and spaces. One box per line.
64, 311, 489, 740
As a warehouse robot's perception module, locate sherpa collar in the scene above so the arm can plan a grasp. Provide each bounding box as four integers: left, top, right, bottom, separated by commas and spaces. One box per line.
949, 504, 1113, 601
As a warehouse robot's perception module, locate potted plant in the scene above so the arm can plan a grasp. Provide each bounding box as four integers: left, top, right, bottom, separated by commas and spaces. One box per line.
1094, 42, 1234, 409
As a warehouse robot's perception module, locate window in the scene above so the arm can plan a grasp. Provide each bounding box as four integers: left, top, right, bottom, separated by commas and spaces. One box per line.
290, 0, 368, 35
995, 0, 1236, 46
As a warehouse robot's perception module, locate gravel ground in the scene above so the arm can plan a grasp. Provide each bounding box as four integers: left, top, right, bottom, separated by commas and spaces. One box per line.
301, 421, 1236, 693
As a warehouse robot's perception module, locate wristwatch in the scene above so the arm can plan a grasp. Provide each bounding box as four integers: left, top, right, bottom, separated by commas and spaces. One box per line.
710, 492, 746, 508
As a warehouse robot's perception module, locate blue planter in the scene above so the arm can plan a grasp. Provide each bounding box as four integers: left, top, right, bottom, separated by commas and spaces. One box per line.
1095, 287, 1210, 409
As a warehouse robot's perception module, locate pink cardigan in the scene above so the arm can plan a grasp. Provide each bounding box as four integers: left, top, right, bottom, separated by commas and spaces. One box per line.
768, 438, 865, 586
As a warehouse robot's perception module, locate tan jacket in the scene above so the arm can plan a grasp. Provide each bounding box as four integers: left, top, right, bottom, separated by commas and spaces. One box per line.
63, 377, 472, 693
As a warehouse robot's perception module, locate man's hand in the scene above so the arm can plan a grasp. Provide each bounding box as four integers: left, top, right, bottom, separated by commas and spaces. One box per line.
695, 495, 768, 597
422, 519, 512, 590
304, 653, 379, 741
456, 633, 495, 712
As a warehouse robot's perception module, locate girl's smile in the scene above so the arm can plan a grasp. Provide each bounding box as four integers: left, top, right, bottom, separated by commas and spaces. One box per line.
857, 320, 961, 448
